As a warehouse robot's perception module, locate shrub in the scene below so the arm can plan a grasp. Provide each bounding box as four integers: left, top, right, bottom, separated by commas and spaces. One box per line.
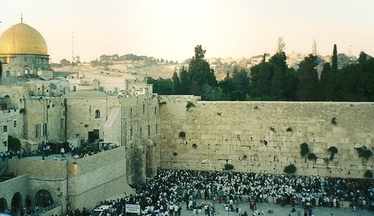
192, 144, 197, 149
364, 170, 373, 178
284, 164, 297, 174
286, 127, 293, 132
307, 153, 318, 162
355, 146, 373, 160
186, 101, 195, 111
178, 131, 186, 139
8, 136, 21, 152
300, 143, 309, 157
172, 152, 178, 156
224, 163, 234, 171
331, 117, 337, 125
328, 146, 338, 160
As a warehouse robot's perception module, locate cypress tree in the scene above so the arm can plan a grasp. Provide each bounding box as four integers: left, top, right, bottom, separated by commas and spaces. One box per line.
332, 44, 338, 72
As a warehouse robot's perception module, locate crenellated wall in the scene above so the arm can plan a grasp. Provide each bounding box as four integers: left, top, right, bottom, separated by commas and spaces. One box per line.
159, 96, 374, 178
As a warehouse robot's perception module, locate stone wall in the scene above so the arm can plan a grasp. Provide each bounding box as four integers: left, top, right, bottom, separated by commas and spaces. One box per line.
121, 92, 161, 184
24, 97, 65, 148
0, 175, 30, 207
68, 146, 132, 210
159, 96, 374, 178
66, 90, 120, 144
4, 146, 132, 212
0, 109, 23, 152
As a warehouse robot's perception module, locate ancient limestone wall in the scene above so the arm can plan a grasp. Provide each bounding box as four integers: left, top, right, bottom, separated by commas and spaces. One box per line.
24, 97, 65, 147
0, 175, 30, 207
66, 91, 120, 144
68, 146, 132, 209
6, 147, 132, 211
7, 159, 67, 211
121, 93, 161, 183
159, 96, 374, 178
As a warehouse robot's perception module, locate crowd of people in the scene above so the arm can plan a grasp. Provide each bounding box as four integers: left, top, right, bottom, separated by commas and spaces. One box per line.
67, 169, 374, 216
0, 141, 118, 162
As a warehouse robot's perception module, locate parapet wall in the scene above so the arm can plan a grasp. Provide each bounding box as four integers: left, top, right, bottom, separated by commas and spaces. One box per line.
68, 146, 132, 209
159, 96, 374, 178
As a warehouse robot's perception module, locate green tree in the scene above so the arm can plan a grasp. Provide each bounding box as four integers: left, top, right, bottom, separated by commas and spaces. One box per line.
269, 52, 289, 100
284, 164, 297, 174
188, 45, 217, 95
172, 71, 181, 94
320, 63, 332, 100
147, 77, 174, 95
179, 66, 191, 94
332, 44, 338, 72
230, 68, 250, 100
296, 55, 319, 101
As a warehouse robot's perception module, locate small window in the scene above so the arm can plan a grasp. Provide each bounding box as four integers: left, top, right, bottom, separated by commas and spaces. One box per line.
13, 120, 17, 128
3, 125, 7, 133
143, 104, 145, 114
155, 124, 158, 134
35, 124, 41, 138
147, 125, 151, 137
130, 127, 133, 140
130, 107, 133, 117
140, 127, 143, 137
154, 107, 157, 114
95, 110, 100, 119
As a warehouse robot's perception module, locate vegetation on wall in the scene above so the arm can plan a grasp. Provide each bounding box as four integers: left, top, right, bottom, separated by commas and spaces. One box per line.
186, 101, 195, 111
284, 164, 297, 174
331, 117, 337, 125
8, 136, 21, 152
224, 163, 234, 171
328, 146, 338, 160
148, 45, 374, 102
300, 143, 310, 158
355, 146, 373, 160
178, 131, 186, 139
307, 153, 318, 162
364, 170, 373, 178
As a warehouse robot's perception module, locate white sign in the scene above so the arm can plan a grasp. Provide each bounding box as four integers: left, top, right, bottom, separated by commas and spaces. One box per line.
125, 204, 141, 214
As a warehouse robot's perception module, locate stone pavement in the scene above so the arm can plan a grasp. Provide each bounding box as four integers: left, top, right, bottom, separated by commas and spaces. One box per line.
180, 201, 373, 216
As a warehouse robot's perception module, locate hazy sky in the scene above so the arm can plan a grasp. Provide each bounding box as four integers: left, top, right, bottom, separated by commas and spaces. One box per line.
1, 0, 373, 62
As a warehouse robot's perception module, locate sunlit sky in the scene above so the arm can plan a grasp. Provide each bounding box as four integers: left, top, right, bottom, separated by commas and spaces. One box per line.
1, 0, 373, 62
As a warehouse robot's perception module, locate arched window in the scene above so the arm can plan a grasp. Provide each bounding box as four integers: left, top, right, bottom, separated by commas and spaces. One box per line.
35, 190, 54, 208
0, 197, 8, 213
95, 110, 100, 119
11, 192, 22, 214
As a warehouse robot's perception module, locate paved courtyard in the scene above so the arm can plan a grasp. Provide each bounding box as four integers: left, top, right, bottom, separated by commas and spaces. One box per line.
179, 202, 373, 216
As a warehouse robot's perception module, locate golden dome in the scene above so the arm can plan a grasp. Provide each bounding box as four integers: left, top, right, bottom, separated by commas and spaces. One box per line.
0, 23, 48, 56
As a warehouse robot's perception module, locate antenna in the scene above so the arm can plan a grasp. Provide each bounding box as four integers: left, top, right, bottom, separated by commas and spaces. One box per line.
312, 40, 318, 56
21, 13, 23, 23
72, 32, 77, 78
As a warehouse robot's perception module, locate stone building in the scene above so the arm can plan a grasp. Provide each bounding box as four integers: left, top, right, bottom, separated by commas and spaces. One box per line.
120, 83, 161, 184
0, 21, 49, 81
